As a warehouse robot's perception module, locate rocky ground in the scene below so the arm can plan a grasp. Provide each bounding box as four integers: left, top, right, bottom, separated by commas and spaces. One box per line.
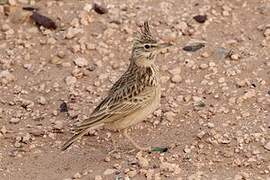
0, 0, 270, 180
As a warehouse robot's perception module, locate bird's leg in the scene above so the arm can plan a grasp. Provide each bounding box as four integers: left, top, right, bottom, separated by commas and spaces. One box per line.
108, 131, 119, 155
123, 129, 151, 151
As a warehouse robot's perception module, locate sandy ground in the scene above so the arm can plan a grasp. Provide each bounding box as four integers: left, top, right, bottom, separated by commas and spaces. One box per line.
0, 0, 270, 180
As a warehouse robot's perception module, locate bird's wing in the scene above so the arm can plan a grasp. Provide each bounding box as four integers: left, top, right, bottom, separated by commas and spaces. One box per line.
74, 79, 154, 131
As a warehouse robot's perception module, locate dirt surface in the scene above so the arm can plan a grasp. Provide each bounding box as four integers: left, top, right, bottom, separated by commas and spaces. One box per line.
0, 0, 270, 180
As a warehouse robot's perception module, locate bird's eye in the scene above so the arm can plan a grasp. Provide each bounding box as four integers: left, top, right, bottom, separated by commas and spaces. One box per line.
144, 44, 150, 49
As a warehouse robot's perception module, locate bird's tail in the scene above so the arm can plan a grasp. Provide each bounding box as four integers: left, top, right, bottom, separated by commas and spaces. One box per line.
61, 123, 104, 151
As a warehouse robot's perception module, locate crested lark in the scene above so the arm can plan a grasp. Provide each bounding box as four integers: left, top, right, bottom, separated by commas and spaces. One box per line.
62, 21, 171, 151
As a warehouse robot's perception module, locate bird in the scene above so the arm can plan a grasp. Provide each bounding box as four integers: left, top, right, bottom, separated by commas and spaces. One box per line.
61, 21, 172, 151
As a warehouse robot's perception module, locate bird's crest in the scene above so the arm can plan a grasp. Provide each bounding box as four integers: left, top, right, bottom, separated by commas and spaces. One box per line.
133, 21, 157, 46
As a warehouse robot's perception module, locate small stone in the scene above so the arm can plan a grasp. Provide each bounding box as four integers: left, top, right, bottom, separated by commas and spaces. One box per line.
87, 63, 97, 71
164, 111, 175, 122
197, 131, 206, 139
207, 122, 215, 128
209, 62, 216, 67
73, 172, 82, 179
22, 133, 31, 143
160, 161, 181, 174
171, 75, 182, 83
57, 51, 65, 58
136, 152, 149, 168
168, 67, 181, 75
199, 63, 208, 69
9, 117, 20, 124
62, 62, 71, 67
59, 102, 68, 112
183, 42, 205, 52
218, 77, 225, 83
84, 3, 93, 12
222, 10, 230, 16
104, 156, 110, 162
230, 54, 240, 60
264, 28, 270, 37
65, 27, 83, 39
92, 3, 108, 14
201, 52, 209, 58
53, 120, 63, 130
94, 175, 102, 180
236, 80, 246, 87
14, 141, 22, 148
127, 170, 137, 178
0, 70, 15, 84
50, 57, 62, 65
193, 96, 205, 107
103, 169, 115, 176
264, 141, 270, 151
188, 172, 203, 180
37, 96, 47, 105
8, 0, 16, 5
47, 37, 56, 44
234, 174, 243, 180
1, 126, 7, 134
184, 146, 191, 153
65, 76, 77, 86
30, 129, 45, 137
193, 15, 207, 23
242, 89, 256, 99
73, 57, 88, 67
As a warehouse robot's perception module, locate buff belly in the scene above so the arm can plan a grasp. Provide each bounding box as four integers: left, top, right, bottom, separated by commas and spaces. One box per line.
107, 87, 161, 130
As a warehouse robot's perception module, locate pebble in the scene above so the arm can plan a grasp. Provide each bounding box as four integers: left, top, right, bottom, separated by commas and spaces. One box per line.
65, 76, 77, 86
62, 62, 72, 67
127, 170, 137, 178
242, 89, 256, 99
207, 122, 215, 128
193, 15, 207, 23
234, 174, 243, 180
83, 3, 93, 12
230, 54, 240, 60
187, 171, 203, 180
183, 42, 205, 52
104, 156, 111, 162
0, 70, 15, 84
192, 96, 205, 107
94, 175, 102, 180
218, 77, 225, 83
73, 172, 82, 179
160, 161, 181, 175
53, 120, 64, 130
199, 63, 208, 69
171, 74, 182, 83
169, 67, 181, 75
1, 126, 7, 134
9, 117, 20, 124
65, 27, 83, 39
264, 28, 270, 37
136, 152, 149, 168
22, 133, 31, 143
264, 141, 270, 151
8, 0, 16, 5
73, 57, 88, 67
103, 168, 115, 176
164, 111, 176, 122
37, 96, 47, 105
50, 56, 62, 65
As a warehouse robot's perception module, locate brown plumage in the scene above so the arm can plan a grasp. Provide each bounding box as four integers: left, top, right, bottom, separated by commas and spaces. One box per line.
62, 21, 172, 151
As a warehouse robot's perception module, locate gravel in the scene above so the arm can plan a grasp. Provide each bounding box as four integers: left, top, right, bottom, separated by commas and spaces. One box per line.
0, 0, 269, 180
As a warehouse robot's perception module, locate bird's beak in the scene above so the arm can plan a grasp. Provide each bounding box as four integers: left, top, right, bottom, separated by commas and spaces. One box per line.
157, 42, 173, 50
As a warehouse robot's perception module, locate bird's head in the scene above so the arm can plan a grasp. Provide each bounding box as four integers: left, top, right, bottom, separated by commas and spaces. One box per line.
131, 21, 172, 67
